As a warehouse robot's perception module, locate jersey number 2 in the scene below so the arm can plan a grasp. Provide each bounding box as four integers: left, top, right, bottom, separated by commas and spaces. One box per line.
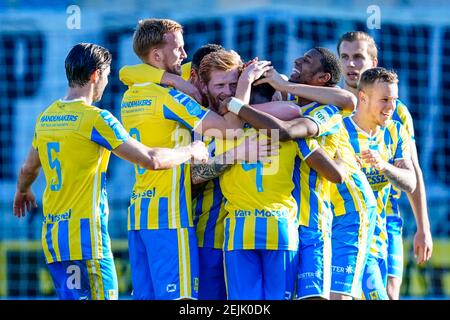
129, 128, 146, 175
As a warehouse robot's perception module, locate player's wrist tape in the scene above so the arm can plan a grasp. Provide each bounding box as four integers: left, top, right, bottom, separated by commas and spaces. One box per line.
228, 97, 245, 115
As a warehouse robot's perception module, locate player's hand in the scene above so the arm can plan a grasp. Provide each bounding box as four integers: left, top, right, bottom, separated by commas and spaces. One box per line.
240, 60, 273, 84
355, 154, 364, 169
233, 134, 279, 164
189, 141, 209, 164
243, 57, 259, 69
361, 149, 387, 171
413, 228, 433, 265
218, 97, 233, 115
253, 68, 287, 91
333, 149, 347, 180
171, 77, 203, 103
13, 190, 37, 218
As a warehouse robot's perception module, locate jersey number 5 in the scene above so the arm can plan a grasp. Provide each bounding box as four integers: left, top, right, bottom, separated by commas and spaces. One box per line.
47, 142, 62, 191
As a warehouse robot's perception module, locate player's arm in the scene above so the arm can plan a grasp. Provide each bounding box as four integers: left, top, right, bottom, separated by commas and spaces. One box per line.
113, 138, 208, 170
191, 134, 277, 184
13, 147, 41, 218
397, 102, 433, 264
233, 60, 301, 121
251, 101, 302, 121
195, 111, 245, 138
161, 72, 202, 103
406, 141, 433, 264
120, 63, 202, 102
191, 161, 229, 185
305, 148, 346, 184
254, 68, 357, 111
219, 98, 318, 141
361, 149, 416, 193
234, 59, 273, 104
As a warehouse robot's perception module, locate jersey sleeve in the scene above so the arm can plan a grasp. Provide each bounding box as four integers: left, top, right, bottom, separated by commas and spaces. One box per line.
295, 138, 320, 161
119, 64, 165, 86
181, 62, 192, 81
395, 100, 415, 141
31, 112, 43, 150
163, 89, 210, 131
90, 110, 130, 150
303, 104, 342, 137
31, 131, 38, 150
393, 122, 412, 162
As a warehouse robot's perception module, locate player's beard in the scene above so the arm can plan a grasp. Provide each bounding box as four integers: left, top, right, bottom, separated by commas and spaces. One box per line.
164, 60, 182, 76
202, 88, 220, 112
206, 93, 220, 112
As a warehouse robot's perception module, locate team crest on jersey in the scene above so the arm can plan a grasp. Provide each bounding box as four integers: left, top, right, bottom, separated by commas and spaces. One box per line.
168, 89, 203, 116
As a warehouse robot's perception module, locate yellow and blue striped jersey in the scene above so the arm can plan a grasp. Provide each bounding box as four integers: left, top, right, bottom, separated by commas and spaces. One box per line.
181, 62, 192, 80
119, 62, 191, 88
295, 102, 342, 232
32, 99, 129, 263
330, 124, 378, 217
192, 135, 227, 249
342, 116, 411, 258
120, 67, 210, 231
119, 64, 164, 87
386, 99, 415, 217
219, 128, 314, 251
300, 102, 343, 137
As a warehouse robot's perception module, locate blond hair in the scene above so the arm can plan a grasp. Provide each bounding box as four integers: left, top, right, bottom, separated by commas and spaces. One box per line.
133, 18, 182, 62
337, 31, 378, 60
198, 50, 243, 84
358, 67, 398, 91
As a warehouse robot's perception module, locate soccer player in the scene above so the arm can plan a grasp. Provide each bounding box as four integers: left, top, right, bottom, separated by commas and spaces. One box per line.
221, 47, 352, 300
12, 43, 209, 300
120, 44, 280, 299
342, 67, 417, 299
337, 31, 433, 299
119, 18, 268, 300
120, 44, 225, 105
256, 50, 379, 300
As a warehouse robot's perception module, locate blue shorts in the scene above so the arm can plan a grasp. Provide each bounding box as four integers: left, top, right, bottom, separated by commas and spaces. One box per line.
362, 254, 388, 300
224, 249, 298, 300
386, 215, 404, 279
297, 226, 331, 299
47, 258, 118, 300
128, 228, 199, 300
331, 207, 376, 298
198, 247, 226, 300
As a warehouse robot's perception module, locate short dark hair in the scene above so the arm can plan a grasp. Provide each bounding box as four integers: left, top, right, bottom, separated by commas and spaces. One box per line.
250, 81, 276, 104
65, 43, 112, 88
313, 47, 342, 87
337, 31, 378, 59
358, 67, 398, 91
191, 44, 224, 70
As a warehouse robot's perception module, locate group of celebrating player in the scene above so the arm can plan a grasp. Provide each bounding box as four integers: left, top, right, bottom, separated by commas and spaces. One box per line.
13, 18, 433, 300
